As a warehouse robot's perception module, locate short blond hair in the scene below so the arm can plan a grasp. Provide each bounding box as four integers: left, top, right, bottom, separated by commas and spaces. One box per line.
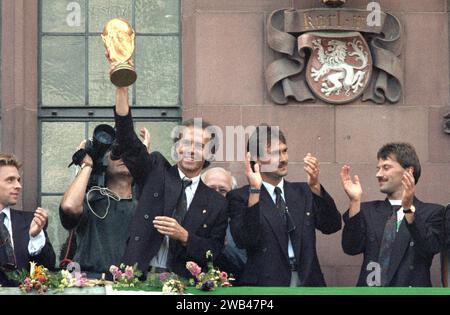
0, 153, 22, 169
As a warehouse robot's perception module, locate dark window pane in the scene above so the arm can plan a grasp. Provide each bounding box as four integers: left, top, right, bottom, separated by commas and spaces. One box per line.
136, 0, 179, 34
41, 196, 68, 266
41, 122, 85, 193
88, 0, 132, 33
41, 36, 85, 106
136, 36, 179, 106
42, 0, 86, 33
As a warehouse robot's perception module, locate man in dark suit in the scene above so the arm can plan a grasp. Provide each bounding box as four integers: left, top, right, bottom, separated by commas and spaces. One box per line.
0, 154, 56, 286
440, 203, 450, 286
341, 142, 445, 287
202, 167, 247, 284
228, 125, 341, 287
110, 60, 228, 279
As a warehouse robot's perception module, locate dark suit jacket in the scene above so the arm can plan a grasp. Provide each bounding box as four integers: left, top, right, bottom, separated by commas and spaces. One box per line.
0, 209, 56, 286
342, 198, 445, 287
228, 182, 341, 286
214, 226, 247, 285
115, 110, 228, 279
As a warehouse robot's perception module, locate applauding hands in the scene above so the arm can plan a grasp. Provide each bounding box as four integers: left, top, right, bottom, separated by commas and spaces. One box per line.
304, 153, 321, 196
29, 207, 49, 238
340, 165, 362, 217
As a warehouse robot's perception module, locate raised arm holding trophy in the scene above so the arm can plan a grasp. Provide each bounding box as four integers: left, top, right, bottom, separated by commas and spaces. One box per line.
102, 18, 137, 87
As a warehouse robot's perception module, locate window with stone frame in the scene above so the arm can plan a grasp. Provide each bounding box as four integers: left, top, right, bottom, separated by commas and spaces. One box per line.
39, 0, 181, 261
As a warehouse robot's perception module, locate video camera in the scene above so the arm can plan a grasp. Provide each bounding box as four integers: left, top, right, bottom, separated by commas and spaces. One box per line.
69, 124, 119, 188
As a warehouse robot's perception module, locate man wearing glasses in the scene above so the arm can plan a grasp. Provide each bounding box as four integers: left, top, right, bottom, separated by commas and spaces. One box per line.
228, 125, 341, 286
202, 167, 247, 284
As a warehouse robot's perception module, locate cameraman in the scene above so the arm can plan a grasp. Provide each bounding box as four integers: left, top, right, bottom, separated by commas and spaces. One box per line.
59, 133, 148, 278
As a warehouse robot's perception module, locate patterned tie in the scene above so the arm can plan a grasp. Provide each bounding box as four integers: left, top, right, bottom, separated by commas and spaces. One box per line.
0, 212, 16, 268
274, 187, 296, 235
378, 205, 401, 286
173, 178, 193, 224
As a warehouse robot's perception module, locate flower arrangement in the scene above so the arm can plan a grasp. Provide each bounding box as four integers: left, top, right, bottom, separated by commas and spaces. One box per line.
148, 271, 186, 294
56, 269, 88, 291
161, 278, 186, 294
7, 262, 88, 294
109, 263, 142, 289
19, 262, 49, 294
8, 250, 236, 295
186, 250, 234, 291
110, 264, 186, 294
109, 250, 235, 294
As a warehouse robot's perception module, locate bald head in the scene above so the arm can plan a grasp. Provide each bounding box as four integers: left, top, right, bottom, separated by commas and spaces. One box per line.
202, 167, 234, 197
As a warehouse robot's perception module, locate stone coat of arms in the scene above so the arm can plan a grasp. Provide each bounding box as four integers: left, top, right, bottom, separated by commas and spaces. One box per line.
265, 6, 403, 105
302, 32, 372, 103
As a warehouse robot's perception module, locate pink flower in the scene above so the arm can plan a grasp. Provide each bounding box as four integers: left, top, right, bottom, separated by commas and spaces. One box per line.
159, 272, 170, 282
124, 266, 134, 280
109, 265, 119, 273
219, 271, 228, 283
186, 261, 202, 278
109, 265, 122, 280
222, 281, 232, 287
75, 277, 87, 287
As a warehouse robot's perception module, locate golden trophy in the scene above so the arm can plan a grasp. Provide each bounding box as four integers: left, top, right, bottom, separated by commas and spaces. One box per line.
102, 18, 137, 87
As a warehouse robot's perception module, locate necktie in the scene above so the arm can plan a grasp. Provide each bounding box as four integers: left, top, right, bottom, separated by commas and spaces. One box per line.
378, 204, 401, 286
274, 187, 296, 235
167, 178, 193, 271
0, 212, 16, 268
173, 178, 193, 224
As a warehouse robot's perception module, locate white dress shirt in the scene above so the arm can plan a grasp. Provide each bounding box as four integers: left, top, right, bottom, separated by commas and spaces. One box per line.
177, 168, 201, 210
262, 179, 295, 259
149, 169, 201, 269
1, 207, 46, 256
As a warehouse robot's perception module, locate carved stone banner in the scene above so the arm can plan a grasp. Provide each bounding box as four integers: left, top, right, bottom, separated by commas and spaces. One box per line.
265, 7, 403, 105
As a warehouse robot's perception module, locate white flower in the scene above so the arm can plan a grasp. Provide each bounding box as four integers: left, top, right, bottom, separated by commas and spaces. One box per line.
162, 283, 175, 294
29, 262, 37, 278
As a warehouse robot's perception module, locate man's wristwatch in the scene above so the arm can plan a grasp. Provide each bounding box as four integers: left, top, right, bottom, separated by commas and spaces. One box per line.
403, 205, 416, 214
249, 187, 261, 194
